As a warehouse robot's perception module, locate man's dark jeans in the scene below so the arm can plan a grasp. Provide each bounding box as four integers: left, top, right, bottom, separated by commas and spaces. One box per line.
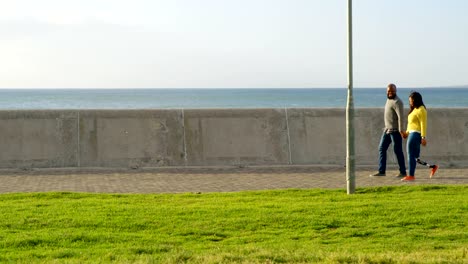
378, 130, 406, 175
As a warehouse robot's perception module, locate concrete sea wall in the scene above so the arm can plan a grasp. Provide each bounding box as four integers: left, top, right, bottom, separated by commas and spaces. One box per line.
1, 108, 467, 169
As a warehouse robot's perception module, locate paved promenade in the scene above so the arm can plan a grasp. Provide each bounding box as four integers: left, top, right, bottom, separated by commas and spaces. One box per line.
0, 166, 467, 194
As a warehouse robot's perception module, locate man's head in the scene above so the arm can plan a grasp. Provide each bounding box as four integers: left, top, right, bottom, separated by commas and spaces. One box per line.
387, 83, 397, 99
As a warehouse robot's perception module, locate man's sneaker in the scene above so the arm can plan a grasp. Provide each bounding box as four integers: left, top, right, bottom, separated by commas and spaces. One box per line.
401, 176, 415, 181
430, 165, 439, 178
370, 172, 386, 177
395, 173, 406, 178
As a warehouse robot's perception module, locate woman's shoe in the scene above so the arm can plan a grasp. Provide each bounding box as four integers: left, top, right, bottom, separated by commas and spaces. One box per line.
430, 165, 438, 178
401, 176, 415, 181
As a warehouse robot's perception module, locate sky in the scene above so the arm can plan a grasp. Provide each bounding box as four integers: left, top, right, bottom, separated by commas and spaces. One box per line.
1, 0, 467, 89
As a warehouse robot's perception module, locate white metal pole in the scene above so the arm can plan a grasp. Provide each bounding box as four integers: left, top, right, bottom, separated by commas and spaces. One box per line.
346, 0, 356, 194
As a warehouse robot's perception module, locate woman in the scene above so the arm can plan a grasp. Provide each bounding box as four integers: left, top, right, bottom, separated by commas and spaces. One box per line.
401, 91, 438, 181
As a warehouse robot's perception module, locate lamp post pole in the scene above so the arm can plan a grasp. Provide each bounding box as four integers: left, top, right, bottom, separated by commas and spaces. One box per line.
346, 0, 356, 194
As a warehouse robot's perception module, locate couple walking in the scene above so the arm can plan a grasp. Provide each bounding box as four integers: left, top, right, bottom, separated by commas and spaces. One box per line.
370, 83, 438, 181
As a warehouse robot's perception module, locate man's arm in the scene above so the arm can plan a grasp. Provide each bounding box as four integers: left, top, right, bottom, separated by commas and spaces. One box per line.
395, 100, 405, 133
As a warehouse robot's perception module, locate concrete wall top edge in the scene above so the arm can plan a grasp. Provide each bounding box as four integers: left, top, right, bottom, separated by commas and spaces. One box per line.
2, 108, 467, 119
2, 107, 467, 111
77, 109, 183, 118
0, 110, 78, 119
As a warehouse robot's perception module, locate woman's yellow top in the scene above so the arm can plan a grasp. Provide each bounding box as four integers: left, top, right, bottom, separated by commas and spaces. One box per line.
406, 106, 427, 137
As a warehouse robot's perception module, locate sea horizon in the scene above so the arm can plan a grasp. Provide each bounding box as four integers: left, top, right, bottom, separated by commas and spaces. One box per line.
1, 87, 467, 109
2, 85, 468, 90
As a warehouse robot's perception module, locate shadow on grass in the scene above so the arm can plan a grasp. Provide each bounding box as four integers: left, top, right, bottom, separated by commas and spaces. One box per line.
356, 185, 451, 194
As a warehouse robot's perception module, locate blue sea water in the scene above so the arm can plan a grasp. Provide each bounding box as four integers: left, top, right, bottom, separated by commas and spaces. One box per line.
0, 88, 467, 109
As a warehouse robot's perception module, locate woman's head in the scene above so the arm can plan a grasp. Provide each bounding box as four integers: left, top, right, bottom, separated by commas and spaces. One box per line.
409, 91, 425, 112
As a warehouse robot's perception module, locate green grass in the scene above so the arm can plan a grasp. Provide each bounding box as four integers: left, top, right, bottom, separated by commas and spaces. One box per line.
0, 185, 467, 263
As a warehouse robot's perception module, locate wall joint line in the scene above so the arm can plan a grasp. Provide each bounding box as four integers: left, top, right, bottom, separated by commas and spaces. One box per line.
77, 111, 81, 168
181, 109, 188, 166
285, 108, 292, 165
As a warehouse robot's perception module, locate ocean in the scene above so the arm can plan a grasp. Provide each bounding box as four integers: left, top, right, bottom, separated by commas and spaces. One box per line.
0, 88, 467, 109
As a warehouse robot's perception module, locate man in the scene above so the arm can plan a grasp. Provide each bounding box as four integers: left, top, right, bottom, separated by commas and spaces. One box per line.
370, 83, 407, 177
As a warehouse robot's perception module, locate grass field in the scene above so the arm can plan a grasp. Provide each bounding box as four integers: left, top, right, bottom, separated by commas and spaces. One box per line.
0, 185, 467, 263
